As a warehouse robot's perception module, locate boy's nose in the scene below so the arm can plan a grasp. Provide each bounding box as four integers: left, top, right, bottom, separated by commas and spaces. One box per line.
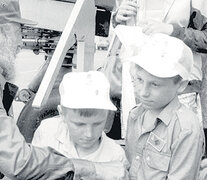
85, 126, 93, 138
139, 84, 150, 97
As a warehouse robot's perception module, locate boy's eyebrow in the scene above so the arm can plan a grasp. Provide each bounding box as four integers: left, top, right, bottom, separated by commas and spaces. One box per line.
149, 78, 163, 83
133, 73, 161, 82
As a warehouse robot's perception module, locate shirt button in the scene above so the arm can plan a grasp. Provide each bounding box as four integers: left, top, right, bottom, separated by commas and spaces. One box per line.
136, 156, 140, 160
146, 156, 150, 161
136, 155, 140, 160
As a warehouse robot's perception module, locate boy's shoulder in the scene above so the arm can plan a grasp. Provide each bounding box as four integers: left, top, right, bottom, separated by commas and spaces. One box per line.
100, 133, 127, 162
175, 104, 200, 132
102, 133, 125, 155
39, 115, 62, 128
104, 133, 123, 149
128, 104, 145, 120
37, 115, 62, 135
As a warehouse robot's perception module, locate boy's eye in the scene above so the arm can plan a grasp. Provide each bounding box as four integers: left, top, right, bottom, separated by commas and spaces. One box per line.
131, 76, 143, 87
133, 77, 143, 83
137, 77, 142, 82
75, 123, 85, 126
151, 82, 159, 87
94, 122, 102, 126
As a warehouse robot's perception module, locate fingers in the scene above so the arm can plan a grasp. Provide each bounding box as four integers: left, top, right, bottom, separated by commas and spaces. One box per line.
115, 0, 138, 23
122, 0, 139, 9
140, 21, 173, 35
116, 11, 135, 23
119, 9, 136, 17
142, 23, 156, 35
120, 1, 138, 15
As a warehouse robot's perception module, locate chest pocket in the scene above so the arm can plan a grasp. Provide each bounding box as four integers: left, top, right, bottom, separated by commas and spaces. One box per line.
144, 148, 171, 172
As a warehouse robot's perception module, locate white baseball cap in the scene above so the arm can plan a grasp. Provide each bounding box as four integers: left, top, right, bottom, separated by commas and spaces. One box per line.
114, 25, 193, 80
59, 71, 117, 111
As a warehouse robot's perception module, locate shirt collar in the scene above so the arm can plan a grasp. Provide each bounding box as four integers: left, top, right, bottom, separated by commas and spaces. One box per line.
129, 104, 146, 121
157, 97, 181, 126
130, 97, 181, 126
55, 119, 70, 144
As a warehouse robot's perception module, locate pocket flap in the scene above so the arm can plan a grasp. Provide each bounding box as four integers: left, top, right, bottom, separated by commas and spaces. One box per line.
144, 149, 170, 172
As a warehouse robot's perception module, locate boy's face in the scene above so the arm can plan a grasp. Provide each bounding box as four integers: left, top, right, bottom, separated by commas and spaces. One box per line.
60, 107, 108, 151
130, 64, 186, 112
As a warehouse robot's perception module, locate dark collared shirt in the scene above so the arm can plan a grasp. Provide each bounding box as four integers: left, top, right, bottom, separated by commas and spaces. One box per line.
125, 97, 204, 180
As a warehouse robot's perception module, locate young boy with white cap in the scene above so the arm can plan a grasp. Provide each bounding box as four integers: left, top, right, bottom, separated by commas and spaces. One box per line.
122, 29, 204, 179
32, 71, 128, 166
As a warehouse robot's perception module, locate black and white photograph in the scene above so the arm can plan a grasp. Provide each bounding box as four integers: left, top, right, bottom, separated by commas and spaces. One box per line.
0, 0, 207, 179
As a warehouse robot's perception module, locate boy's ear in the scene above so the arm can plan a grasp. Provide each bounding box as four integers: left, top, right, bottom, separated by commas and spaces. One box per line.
57, 105, 63, 116
177, 80, 189, 94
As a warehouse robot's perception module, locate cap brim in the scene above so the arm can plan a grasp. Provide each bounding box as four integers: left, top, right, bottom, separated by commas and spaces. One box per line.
10, 17, 37, 25
129, 55, 179, 78
61, 99, 117, 111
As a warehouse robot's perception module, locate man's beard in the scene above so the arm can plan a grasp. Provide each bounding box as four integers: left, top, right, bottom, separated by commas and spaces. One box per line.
0, 53, 15, 81
0, 23, 22, 81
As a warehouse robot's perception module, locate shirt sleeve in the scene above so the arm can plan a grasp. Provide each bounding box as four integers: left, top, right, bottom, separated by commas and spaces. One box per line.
31, 123, 43, 147
32, 117, 61, 149
171, 7, 207, 53
167, 129, 204, 180
111, 0, 125, 28
0, 109, 76, 180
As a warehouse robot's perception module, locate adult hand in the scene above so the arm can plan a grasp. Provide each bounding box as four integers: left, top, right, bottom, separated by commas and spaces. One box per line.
94, 161, 129, 180
140, 20, 173, 35
72, 159, 96, 180
115, 0, 138, 24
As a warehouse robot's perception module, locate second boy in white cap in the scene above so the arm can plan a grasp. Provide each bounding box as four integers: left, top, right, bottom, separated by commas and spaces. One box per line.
124, 32, 204, 179
32, 71, 129, 178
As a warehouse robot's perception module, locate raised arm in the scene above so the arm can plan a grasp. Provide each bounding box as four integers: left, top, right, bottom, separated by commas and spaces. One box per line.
171, 7, 207, 53
0, 108, 76, 180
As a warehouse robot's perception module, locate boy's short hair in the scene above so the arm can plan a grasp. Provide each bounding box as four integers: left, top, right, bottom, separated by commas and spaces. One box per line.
114, 25, 193, 80
173, 75, 183, 84
59, 71, 117, 111
61, 106, 108, 118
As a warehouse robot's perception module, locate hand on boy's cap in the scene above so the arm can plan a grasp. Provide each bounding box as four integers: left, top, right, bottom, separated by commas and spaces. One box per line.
114, 25, 193, 80
113, 25, 148, 58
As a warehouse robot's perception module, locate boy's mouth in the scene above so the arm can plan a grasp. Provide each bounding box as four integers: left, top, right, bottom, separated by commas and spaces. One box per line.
140, 98, 153, 104
80, 138, 95, 144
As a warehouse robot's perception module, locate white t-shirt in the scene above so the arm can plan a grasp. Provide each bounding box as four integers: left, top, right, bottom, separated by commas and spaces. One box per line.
32, 116, 128, 164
